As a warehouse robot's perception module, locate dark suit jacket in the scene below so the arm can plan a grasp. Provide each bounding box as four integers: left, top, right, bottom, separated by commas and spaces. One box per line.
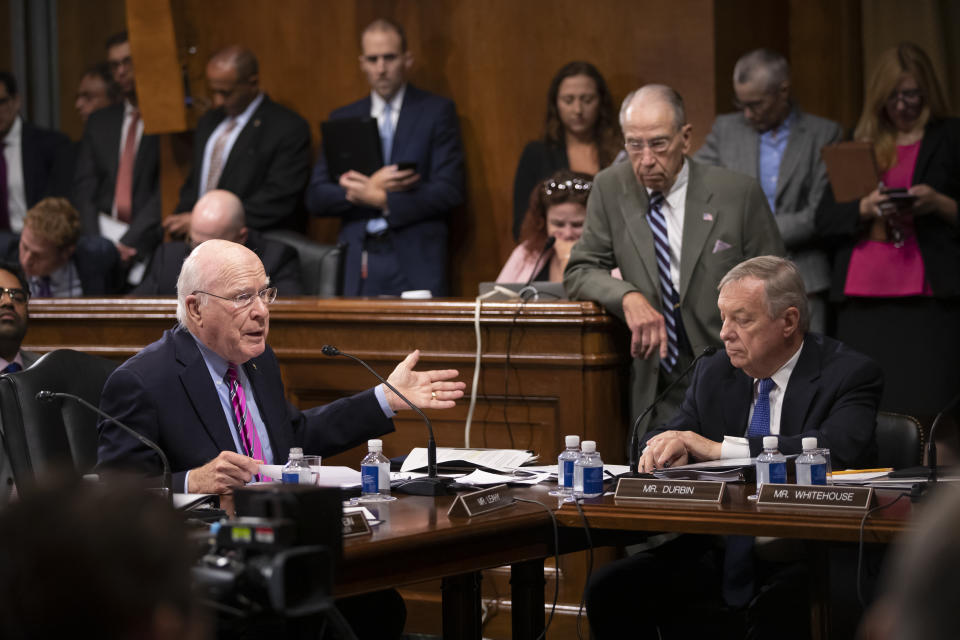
176, 95, 312, 232
815, 117, 960, 301
19, 122, 70, 208
564, 158, 785, 432
0, 231, 121, 295
96, 328, 394, 492
72, 104, 162, 255
644, 333, 883, 469
512, 140, 568, 240
134, 230, 303, 296
305, 84, 465, 296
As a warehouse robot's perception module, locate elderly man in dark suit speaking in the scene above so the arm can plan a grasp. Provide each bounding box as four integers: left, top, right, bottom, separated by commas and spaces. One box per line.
165, 46, 312, 238
565, 84, 785, 437
97, 239, 465, 494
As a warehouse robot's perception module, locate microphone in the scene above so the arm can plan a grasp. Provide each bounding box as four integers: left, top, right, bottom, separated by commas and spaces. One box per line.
518, 237, 556, 300
36, 390, 173, 502
890, 389, 960, 486
624, 345, 719, 477
321, 345, 452, 496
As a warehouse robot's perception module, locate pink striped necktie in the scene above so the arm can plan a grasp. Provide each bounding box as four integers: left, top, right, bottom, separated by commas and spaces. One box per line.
226, 363, 263, 480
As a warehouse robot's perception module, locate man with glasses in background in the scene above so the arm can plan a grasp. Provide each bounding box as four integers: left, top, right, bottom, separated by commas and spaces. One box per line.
565, 84, 784, 437
97, 239, 466, 494
696, 49, 842, 334
135, 189, 302, 296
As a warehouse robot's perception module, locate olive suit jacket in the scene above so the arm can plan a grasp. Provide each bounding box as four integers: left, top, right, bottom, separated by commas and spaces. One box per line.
564, 158, 785, 434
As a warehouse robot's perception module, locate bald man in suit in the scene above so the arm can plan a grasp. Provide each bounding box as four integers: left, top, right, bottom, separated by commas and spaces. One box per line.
565, 84, 784, 437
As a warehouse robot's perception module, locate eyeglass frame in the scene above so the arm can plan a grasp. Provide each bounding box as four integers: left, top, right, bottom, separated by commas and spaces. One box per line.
885, 89, 923, 107
0, 287, 29, 304
191, 286, 278, 309
623, 129, 682, 156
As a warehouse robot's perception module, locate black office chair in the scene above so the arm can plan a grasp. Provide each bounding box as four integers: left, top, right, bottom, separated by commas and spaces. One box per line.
876, 411, 925, 469
264, 230, 345, 297
0, 349, 118, 497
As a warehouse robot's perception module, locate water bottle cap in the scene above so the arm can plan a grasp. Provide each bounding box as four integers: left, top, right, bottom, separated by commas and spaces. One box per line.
581, 440, 596, 453
289, 447, 303, 458
368, 439, 383, 451
565, 435, 581, 447
802, 437, 818, 451
762, 436, 778, 449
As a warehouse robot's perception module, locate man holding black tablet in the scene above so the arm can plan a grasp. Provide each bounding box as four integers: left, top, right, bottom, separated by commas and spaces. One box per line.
306, 19, 465, 297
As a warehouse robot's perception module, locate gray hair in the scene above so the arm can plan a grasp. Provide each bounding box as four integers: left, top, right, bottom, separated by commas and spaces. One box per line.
718, 256, 809, 333
733, 48, 790, 93
175, 248, 208, 327
619, 84, 686, 131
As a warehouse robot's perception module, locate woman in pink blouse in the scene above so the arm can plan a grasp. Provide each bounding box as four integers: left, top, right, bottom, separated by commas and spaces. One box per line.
816, 43, 960, 418
497, 170, 592, 284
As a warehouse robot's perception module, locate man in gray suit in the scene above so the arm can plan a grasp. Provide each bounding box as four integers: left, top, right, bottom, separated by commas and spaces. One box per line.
565, 84, 784, 436
695, 49, 841, 333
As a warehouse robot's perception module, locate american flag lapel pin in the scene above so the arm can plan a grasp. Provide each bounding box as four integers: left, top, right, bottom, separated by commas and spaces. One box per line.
703, 212, 714, 221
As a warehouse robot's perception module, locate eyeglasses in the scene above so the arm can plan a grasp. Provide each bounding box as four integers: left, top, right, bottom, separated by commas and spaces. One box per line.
544, 177, 592, 195
886, 89, 923, 107
108, 56, 133, 72
193, 286, 277, 309
361, 53, 400, 64
624, 131, 679, 156
0, 288, 28, 304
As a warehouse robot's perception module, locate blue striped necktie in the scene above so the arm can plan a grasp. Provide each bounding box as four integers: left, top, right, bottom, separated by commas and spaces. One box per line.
647, 191, 679, 371
747, 378, 775, 437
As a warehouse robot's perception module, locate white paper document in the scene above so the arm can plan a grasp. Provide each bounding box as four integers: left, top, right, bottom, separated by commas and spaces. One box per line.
400, 447, 538, 473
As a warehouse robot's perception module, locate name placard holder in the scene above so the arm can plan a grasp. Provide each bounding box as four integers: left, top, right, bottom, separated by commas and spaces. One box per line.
615, 478, 726, 503
342, 511, 373, 537
756, 483, 874, 509
447, 484, 515, 518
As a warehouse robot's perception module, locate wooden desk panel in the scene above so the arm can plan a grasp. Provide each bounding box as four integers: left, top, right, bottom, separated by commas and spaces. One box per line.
24, 297, 631, 466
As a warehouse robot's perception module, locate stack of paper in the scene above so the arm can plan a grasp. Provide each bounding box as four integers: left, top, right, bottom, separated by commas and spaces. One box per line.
400, 447, 538, 473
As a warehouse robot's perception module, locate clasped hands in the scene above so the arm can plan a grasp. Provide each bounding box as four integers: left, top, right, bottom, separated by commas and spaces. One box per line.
340, 165, 420, 209
187, 349, 465, 494
638, 429, 721, 473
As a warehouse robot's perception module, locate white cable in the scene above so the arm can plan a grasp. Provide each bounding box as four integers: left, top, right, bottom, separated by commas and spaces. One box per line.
464, 288, 518, 447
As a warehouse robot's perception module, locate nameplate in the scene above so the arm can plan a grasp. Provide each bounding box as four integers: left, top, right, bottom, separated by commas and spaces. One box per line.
756, 483, 874, 509
614, 478, 725, 503
447, 484, 515, 518
341, 511, 372, 537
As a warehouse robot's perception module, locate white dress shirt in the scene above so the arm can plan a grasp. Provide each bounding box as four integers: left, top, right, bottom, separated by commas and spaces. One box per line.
3, 117, 26, 231
720, 340, 805, 459
644, 159, 689, 291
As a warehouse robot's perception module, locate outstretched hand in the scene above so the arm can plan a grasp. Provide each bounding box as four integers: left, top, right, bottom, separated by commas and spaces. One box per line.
384, 349, 466, 412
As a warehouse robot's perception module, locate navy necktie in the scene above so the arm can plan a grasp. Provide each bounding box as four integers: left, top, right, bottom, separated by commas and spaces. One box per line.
747, 378, 775, 437
647, 191, 679, 371
2, 362, 21, 374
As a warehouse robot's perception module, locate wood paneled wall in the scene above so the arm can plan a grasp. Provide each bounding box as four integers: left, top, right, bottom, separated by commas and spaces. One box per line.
49, 0, 872, 296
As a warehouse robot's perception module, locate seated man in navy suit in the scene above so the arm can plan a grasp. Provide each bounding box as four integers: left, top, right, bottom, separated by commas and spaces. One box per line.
0, 71, 70, 230
0, 197, 120, 296
306, 18, 465, 296
586, 256, 883, 639
97, 239, 465, 495
166, 45, 311, 238
135, 189, 302, 296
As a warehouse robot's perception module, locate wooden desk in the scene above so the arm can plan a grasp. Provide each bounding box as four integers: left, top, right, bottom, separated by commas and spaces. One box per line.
555, 483, 915, 638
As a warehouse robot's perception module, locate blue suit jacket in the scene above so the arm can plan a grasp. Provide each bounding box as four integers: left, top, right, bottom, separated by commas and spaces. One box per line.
645, 333, 882, 469
96, 328, 394, 491
305, 84, 465, 296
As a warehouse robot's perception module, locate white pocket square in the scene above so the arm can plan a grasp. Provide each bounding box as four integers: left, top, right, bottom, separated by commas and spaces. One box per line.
712, 240, 733, 253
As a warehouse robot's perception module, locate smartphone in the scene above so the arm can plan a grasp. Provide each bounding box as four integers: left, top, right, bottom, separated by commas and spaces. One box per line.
396, 162, 417, 172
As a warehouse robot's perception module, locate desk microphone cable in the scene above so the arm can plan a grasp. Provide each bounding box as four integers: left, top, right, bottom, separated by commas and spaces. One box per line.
572, 496, 595, 640
514, 497, 562, 640
857, 491, 910, 607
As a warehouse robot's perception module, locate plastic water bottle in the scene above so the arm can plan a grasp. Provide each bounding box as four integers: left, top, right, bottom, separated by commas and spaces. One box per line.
573, 440, 604, 498
795, 437, 828, 486
556, 435, 581, 496
361, 439, 391, 498
282, 447, 311, 484
755, 436, 787, 492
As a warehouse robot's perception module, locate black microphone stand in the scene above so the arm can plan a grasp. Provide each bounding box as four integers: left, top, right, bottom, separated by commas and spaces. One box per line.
36, 390, 174, 502
321, 346, 452, 496
517, 237, 556, 301
618, 346, 718, 478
